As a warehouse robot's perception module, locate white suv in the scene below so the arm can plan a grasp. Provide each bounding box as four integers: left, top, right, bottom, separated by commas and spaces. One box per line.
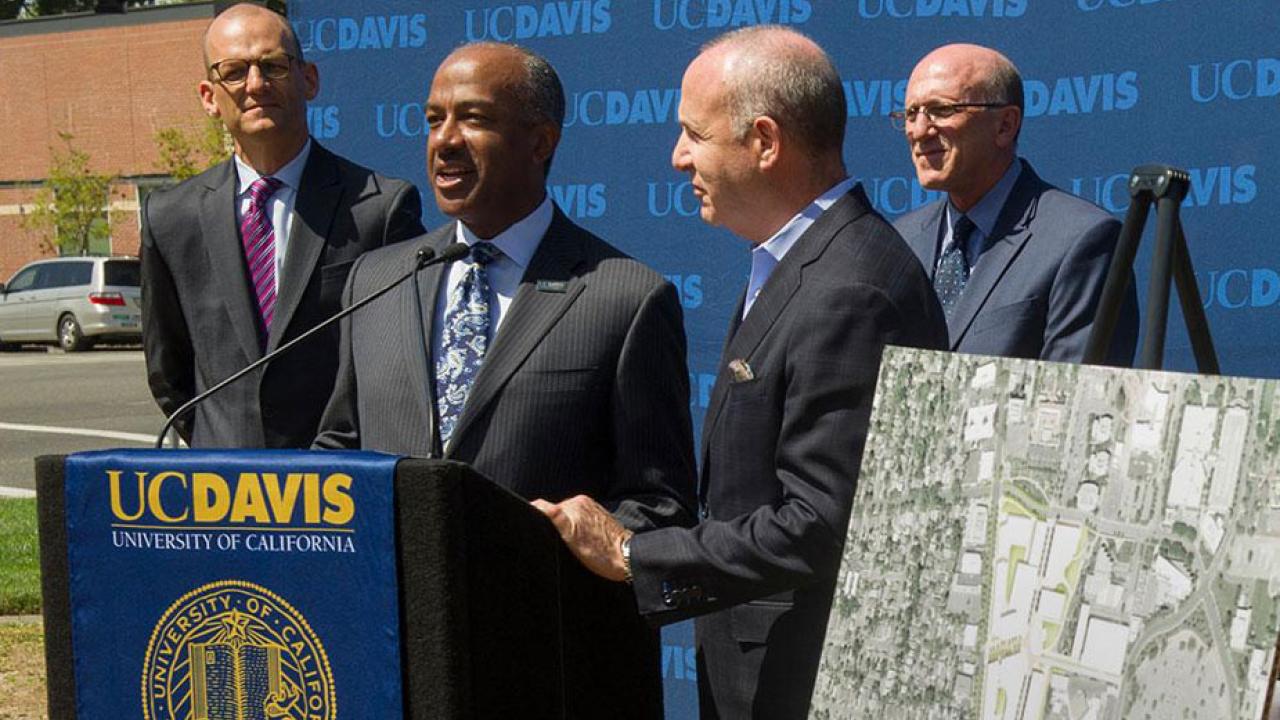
0, 256, 142, 351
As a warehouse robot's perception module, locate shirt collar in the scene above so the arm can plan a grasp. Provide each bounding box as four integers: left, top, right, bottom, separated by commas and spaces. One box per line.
455, 194, 553, 270
754, 177, 855, 264
234, 139, 312, 195
947, 158, 1021, 237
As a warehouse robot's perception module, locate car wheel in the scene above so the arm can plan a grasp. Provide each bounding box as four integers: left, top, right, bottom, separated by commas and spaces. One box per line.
58, 314, 91, 352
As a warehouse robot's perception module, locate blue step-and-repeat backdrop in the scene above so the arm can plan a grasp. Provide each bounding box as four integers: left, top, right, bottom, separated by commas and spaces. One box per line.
288, 1, 1278, 716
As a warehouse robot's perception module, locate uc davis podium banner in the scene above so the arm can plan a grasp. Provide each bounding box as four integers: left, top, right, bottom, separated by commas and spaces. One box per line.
62, 450, 402, 720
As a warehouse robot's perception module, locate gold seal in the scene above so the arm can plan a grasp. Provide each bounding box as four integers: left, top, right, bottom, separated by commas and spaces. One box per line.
141, 580, 335, 720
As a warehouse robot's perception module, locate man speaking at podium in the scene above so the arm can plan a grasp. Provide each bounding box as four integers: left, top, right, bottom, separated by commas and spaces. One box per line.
313, 42, 697, 713
536, 27, 947, 719
141, 3, 424, 448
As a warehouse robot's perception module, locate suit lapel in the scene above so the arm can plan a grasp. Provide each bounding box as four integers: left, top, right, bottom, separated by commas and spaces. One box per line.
401, 224, 455, 448
268, 144, 342, 351
906, 201, 946, 272
700, 187, 871, 445
199, 160, 262, 362
947, 163, 1041, 347
446, 210, 586, 451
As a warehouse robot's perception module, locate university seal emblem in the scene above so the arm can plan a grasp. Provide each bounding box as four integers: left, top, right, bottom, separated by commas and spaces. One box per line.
141, 580, 335, 720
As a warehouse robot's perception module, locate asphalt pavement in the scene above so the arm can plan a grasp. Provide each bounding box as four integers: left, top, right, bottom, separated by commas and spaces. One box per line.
0, 347, 161, 493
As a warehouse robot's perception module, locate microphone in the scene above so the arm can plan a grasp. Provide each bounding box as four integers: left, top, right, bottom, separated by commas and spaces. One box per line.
155, 242, 471, 448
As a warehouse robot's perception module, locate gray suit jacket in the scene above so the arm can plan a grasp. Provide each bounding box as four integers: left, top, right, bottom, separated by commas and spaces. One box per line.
894, 159, 1138, 365
141, 142, 424, 447
629, 187, 949, 719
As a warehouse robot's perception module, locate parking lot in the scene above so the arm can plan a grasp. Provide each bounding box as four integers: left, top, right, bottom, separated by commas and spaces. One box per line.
0, 348, 161, 493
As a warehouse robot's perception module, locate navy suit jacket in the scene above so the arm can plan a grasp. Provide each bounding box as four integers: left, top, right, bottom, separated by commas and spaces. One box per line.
629, 186, 948, 719
894, 159, 1138, 365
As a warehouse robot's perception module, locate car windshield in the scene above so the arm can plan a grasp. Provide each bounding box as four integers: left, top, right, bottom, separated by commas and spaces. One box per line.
104, 260, 141, 287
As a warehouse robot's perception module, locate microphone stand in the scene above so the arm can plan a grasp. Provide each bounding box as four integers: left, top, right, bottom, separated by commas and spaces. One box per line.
156, 243, 470, 448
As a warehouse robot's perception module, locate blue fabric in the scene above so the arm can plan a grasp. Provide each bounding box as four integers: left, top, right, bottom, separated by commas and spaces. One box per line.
62, 449, 402, 719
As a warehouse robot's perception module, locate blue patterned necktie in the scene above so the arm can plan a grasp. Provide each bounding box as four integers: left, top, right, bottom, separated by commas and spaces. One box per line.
935, 214, 976, 318
435, 242, 501, 447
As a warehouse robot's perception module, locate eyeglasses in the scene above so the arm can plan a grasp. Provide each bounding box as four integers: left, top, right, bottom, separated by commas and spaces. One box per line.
208, 55, 296, 85
889, 102, 1010, 131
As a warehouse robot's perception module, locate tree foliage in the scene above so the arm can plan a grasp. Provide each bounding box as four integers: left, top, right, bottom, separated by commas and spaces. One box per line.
22, 133, 115, 257
154, 116, 232, 182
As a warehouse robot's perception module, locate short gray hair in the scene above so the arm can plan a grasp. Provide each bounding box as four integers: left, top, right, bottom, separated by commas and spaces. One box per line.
702, 26, 845, 157
973, 54, 1023, 114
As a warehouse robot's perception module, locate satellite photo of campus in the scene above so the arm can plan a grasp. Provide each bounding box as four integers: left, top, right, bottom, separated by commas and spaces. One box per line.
811, 347, 1280, 720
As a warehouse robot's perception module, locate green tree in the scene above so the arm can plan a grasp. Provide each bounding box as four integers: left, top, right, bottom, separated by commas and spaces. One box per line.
22, 133, 115, 256
154, 116, 231, 182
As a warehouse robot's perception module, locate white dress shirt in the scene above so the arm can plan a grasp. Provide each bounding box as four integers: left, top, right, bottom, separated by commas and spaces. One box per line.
431, 195, 554, 353
233, 139, 311, 280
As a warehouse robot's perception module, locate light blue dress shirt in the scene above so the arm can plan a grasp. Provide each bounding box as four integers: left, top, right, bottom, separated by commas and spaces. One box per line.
742, 178, 856, 319
937, 159, 1022, 276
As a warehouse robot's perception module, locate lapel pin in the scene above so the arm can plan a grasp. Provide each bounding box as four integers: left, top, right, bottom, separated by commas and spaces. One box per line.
728, 358, 754, 382
536, 280, 568, 293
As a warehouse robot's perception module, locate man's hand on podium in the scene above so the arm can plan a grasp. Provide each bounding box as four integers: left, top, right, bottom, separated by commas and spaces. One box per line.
532, 495, 633, 584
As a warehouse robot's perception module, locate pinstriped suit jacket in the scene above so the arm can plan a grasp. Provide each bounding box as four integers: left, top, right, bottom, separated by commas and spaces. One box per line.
628, 187, 948, 719
314, 208, 696, 530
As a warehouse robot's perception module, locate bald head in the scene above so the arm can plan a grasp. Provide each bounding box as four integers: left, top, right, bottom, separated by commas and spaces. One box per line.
696, 25, 846, 159
910, 43, 1023, 115
203, 3, 302, 69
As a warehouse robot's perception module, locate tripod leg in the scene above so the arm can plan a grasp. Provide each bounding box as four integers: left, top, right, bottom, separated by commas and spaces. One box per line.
1084, 197, 1150, 365
1171, 216, 1220, 375
1139, 195, 1181, 370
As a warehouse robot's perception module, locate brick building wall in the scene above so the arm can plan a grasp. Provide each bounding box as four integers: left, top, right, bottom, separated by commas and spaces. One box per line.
0, 4, 215, 280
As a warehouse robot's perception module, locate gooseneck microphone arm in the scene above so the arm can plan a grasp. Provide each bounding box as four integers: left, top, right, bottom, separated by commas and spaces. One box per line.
155, 242, 471, 448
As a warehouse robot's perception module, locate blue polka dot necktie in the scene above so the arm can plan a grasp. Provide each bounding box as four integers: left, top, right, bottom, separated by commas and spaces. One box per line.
435, 242, 501, 447
935, 214, 975, 319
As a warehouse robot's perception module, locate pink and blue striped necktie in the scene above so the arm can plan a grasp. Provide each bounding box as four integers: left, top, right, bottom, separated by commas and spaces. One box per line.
241, 176, 284, 349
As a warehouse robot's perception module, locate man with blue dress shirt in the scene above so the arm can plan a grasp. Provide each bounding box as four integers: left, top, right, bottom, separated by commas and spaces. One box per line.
535, 27, 947, 719
892, 43, 1138, 364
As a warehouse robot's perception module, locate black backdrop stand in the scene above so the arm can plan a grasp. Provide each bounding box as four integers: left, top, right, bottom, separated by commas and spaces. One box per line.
37, 455, 662, 719
1083, 164, 1219, 373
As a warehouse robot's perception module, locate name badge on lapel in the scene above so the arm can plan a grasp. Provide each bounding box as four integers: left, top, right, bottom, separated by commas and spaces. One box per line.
536, 280, 568, 293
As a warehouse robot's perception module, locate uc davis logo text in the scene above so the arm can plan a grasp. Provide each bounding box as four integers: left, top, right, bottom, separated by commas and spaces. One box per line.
1069, 165, 1256, 214
1190, 58, 1280, 103
856, 0, 1026, 18
652, 0, 811, 30
465, 0, 611, 40
1198, 268, 1280, 310
109, 470, 355, 526
1025, 72, 1138, 117
293, 14, 427, 52
565, 88, 681, 127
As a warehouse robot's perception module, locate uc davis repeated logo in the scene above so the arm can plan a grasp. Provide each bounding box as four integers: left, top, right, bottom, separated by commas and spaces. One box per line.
651, 0, 811, 30
854, 0, 1026, 19
142, 580, 335, 720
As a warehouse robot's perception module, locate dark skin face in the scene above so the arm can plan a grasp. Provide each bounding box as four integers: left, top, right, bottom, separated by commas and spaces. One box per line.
425, 46, 559, 239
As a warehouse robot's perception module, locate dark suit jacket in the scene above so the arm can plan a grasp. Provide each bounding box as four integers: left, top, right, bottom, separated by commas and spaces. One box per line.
629, 187, 949, 719
894, 159, 1138, 365
314, 208, 697, 718
141, 142, 424, 447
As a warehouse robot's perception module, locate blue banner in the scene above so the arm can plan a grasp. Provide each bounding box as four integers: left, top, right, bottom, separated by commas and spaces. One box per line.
63, 449, 402, 720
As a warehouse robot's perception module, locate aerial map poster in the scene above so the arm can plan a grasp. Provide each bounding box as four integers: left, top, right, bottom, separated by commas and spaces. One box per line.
812, 347, 1280, 720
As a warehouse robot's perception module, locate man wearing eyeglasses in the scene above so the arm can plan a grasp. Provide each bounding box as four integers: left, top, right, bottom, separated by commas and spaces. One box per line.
892, 43, 1137, 365
141, 2, 424, 448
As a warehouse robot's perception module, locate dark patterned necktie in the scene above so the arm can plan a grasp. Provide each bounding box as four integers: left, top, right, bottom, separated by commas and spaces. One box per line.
435, 242, 501, 447
241, 176, 283, 348
934, 214, 975, 319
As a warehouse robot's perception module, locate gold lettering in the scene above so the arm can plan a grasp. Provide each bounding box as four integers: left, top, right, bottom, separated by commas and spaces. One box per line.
263, 472, 303, 523
193, 472, 230, 522
230, 473, 271, 523
322, 474, 355, 525
304, 473, 322, 524
148, 471, 189, 523
107, 470, 145, 521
